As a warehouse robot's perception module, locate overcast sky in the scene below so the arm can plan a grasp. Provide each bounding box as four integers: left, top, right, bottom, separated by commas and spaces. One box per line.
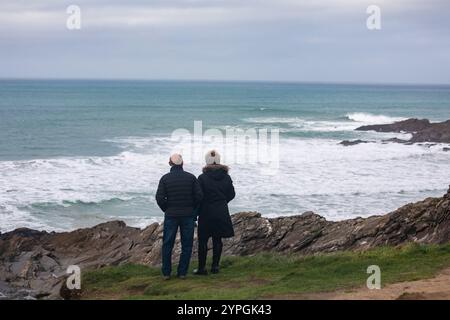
1, 0, 449, 84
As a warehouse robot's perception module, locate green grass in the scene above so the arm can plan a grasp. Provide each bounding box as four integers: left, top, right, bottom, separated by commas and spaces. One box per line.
81, 244, 450, 299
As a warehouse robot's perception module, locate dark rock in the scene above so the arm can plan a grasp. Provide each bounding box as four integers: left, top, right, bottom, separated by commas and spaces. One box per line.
382, 138, 408, 144
443, 147, 450, 152
1, 187, 450, 299
410, 120, 450, 143
356, 118, 450, 143
339, 140, 370, 146
356, 118, 431, 133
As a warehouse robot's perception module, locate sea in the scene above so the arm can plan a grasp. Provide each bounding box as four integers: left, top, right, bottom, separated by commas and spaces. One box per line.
1, 80, 449, 232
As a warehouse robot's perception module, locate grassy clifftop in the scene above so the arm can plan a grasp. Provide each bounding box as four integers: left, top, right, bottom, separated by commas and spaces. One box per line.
81, 244, 450, 300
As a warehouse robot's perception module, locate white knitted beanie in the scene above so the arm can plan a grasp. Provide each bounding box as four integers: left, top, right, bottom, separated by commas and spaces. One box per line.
205, 150, 221, 165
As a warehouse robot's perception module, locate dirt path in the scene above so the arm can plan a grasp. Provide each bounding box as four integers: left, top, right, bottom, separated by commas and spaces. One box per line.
274, 268, 450, 300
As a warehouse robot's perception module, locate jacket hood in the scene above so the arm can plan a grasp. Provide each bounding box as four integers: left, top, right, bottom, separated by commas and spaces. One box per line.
202, 164, 229, 180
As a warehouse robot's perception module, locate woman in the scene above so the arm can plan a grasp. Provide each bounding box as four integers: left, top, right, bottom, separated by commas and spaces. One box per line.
194, 150, 235, 275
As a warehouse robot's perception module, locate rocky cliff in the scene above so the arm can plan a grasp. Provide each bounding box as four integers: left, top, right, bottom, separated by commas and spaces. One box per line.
1, 186, 450, 299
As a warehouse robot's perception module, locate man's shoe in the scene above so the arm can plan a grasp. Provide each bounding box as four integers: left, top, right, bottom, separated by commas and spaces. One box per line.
193, 269, 208, 276
211, 266, 220, 274
163, 275, 171, 280
178, 275, 187, 280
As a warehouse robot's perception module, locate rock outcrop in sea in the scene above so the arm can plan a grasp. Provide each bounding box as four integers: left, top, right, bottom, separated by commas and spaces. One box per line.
356, 118, 450, 143
1, 186, 450, 299
339, 139, 372, 146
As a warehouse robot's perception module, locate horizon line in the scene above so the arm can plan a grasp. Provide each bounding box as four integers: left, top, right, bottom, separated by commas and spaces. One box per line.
1, 77, 450, 87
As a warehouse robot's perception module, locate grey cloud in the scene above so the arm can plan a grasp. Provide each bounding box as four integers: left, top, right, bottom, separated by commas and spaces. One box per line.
0, 0, 449, 83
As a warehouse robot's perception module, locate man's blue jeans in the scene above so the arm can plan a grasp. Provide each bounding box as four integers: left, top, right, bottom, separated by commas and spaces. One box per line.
161, 216, 195, 277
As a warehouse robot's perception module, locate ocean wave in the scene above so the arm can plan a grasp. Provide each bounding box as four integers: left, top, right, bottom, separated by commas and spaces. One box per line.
243, 117, 305, 124
243, 117, 360, 132
345, 112, 406, 124
1, 133, 450, 232
0, 203, 52, 232
29, 197, 130, 209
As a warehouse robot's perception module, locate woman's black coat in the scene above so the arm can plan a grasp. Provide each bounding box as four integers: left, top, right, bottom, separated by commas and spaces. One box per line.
197, 164, 235, 239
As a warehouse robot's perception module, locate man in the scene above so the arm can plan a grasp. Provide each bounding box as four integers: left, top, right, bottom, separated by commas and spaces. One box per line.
156, 153, 203, 279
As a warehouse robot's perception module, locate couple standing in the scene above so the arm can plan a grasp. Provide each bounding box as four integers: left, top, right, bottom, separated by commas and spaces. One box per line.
155, 150, 235, 279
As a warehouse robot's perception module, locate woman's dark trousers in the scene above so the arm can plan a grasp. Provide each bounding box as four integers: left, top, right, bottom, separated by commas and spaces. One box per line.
198, 236, 223, 271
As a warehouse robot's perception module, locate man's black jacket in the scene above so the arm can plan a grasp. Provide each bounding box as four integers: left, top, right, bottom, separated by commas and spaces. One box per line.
155, 165, 203, 217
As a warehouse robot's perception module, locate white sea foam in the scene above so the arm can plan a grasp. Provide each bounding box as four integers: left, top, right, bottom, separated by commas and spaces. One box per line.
243, 117, 357, 132
1, 134, 449, 232
243, 117, 302, 124
287, 120, 359, 132
0, 203, 51, 231
346, 112, 406, 124
244, 113, 408, 133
